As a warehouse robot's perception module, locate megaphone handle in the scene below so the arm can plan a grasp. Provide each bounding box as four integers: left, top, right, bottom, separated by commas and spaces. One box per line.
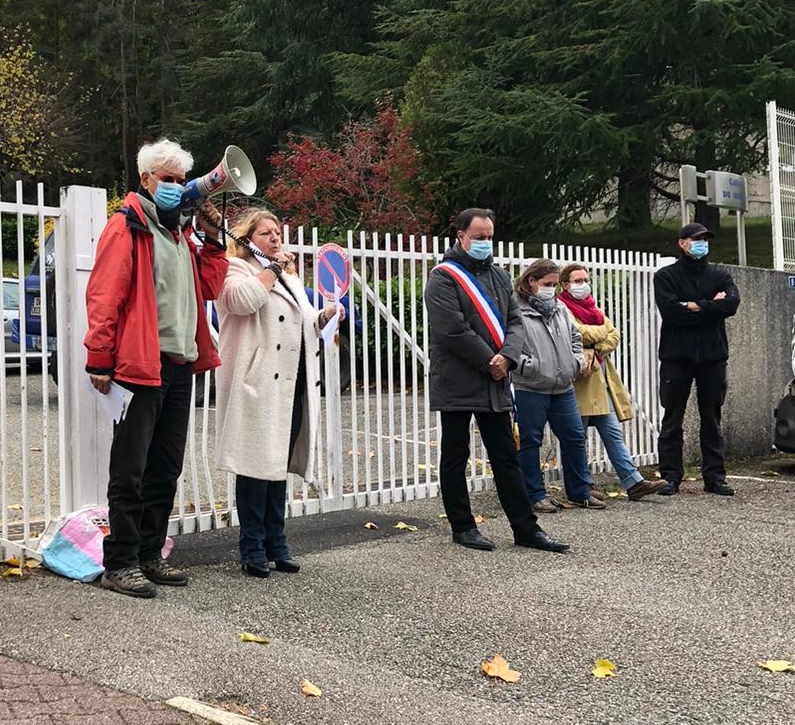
220, 193, 228, 248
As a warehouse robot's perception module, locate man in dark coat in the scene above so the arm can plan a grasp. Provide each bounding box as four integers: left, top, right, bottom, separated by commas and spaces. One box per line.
653, 222, 740, 496
424, 208, 569, 552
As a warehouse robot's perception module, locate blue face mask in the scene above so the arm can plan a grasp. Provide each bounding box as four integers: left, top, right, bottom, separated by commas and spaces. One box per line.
688, 239, 709, 259
153, 181, 185, 210
467, 239, 493, 260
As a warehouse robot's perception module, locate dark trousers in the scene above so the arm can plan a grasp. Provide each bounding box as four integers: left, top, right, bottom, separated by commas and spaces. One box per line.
657, 359, 728, 486
236, 351, 305, 565
103, 357, 193, 570
439, 411, 540, 539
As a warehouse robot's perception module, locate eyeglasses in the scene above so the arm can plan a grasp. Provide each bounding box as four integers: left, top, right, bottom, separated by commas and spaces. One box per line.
152, 171, 186, 185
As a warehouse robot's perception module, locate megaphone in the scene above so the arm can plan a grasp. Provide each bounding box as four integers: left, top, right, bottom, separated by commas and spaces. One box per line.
181, 145, 257, 206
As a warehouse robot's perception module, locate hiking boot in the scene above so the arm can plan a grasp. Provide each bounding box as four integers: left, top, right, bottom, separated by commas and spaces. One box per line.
570, 495, 607, 509
704, 482, 735, 496
101, 567, 157, 598
140, 558, 188, 586
532, 496, 559, 514
627, 479, 669, 501
658, 480, 680, 496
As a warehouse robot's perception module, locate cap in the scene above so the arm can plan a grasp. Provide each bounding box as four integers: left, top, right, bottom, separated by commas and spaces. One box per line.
678, 222, 714, 240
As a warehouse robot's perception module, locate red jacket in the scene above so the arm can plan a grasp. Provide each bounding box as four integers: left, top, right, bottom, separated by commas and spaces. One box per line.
84, 192, 229, 386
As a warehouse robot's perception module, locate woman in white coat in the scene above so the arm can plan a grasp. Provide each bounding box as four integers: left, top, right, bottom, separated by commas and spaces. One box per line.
215, 209, 339, 578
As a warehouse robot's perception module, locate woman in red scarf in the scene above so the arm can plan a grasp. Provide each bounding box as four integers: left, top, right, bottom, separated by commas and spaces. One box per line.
558, 264, 665, 501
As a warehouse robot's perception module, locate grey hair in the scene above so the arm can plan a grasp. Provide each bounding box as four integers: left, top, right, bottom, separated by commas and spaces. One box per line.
136, 138, 194, 175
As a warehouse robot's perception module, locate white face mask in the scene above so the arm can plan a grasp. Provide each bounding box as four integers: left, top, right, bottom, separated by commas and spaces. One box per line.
536, 285, 556, 300
568, 282, 591, 300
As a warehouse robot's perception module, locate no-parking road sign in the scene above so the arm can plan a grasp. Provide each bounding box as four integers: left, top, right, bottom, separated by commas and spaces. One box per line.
317, 243, 350, 300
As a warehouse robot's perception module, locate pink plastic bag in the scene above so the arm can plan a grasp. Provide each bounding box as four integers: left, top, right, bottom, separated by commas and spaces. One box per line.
38, 505, 174, 582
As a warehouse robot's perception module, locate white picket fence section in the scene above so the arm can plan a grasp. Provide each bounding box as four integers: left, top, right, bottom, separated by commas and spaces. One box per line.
0, 181, 663, 556
767, 100, 795, 272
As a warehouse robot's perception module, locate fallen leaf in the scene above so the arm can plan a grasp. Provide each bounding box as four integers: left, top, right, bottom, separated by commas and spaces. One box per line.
481, 654, 521, 683
757, 660, 795, 672
685, 477, 697, 482
653, 471, 661, 479
7, 504, 22, 511
1, 568, 23, 577
363, 521, 379, 530
417, 463, 436, 470
474, 514, 486, 524
606, 491, 625, 498
29, 447, 42, 452
301, 679, 323, 697
24, 559, 41, 569
239, 632, 270, 645
4, 557, 20, 567
592, 658, 617, 678
761, 470, 781, 477
394, 521, 418, 531
437, 513, 448, 519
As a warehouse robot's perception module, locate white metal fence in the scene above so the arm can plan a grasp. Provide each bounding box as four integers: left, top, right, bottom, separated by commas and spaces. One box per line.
767, 100, 795, 272
0, 182, 663, 556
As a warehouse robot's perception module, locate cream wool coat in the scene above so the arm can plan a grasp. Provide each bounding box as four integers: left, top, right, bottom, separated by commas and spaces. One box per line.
215, 256, 322, 481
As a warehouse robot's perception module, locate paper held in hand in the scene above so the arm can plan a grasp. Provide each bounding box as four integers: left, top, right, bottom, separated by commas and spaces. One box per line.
84, 378, 134, 423
320, 282, 342, 348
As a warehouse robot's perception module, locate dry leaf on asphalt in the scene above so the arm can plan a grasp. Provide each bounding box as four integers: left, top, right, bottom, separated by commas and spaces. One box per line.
474, 515, 486, 524
6, 504, 22, 511
394, 521, 418, 531
364, 521, 379, 530
301, 679, 323, 697
1, 567, 23, 577
239, 632, 270, 645
761, 470, 781, 477
4, 557, 20, 567
757, 660, 795, 672
481, 654, 521, 683
437, 513, 448, 519
592, 659, 617, 678
606, 491, 626, 498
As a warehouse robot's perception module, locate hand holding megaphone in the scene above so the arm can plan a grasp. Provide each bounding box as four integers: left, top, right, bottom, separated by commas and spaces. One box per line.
180, 144, 257, 209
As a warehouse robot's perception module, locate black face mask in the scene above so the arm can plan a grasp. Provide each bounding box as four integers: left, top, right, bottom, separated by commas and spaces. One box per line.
138, 186, 181, 231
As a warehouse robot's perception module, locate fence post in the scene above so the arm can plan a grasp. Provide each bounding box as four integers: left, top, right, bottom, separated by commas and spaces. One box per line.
767, 100, 785, 271
56, 185, 110, 513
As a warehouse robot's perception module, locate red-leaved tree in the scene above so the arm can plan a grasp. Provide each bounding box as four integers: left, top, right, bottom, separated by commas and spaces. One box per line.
266, 107, 437, 234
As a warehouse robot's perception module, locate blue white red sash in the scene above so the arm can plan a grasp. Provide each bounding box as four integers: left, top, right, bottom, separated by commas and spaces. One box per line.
435, 261, 505, 350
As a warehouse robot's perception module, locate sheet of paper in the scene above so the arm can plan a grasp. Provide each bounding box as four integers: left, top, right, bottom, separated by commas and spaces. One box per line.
320, 283, 342, 347
84, 378, 134, 424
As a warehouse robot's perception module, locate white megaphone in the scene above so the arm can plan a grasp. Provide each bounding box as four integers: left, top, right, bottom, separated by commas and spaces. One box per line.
180, 145, 257, 206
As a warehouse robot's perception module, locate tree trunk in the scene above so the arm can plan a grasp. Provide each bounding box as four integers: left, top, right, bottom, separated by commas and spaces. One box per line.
616, 168, 652, 231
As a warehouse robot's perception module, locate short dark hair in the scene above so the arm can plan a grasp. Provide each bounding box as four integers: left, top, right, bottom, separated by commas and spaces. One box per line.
453, 208, 495, 233
559, 263, 588, 284
514, 258, 560, 300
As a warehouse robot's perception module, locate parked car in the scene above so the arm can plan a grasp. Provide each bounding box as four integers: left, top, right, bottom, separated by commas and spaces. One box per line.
12, 233, 57, 379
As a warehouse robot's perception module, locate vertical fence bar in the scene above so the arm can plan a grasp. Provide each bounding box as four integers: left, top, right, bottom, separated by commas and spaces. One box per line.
422, 235, 433, 493
397, 234, 409, 499
16, 181, 30, 542
384, 233, 397, 501
0, 187, 6, 542
359, 231, 373, 501
372, 233, 385, 498
347, 230, 359, 504
408, 235, 421, 497
433, 236, 443, 497
37, 183, 51, 525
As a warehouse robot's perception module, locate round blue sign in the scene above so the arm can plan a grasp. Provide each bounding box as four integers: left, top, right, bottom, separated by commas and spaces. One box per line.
317, 244, 350, 300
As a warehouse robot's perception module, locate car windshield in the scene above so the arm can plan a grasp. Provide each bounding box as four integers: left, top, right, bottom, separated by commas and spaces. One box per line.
3, 281, 20, 310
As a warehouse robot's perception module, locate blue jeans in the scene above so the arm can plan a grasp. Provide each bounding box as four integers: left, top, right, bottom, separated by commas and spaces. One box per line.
582, 404, 643, 490
514, 388, 592, 503
235, 476, 290, 565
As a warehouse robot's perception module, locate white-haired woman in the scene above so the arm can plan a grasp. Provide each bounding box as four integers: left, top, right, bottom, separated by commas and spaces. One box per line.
85, 138, 227, 598
215, 209, 341, 578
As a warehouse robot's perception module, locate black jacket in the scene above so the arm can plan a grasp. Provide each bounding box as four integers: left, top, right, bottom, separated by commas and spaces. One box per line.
653, 254, 740, 363
424, 243, 523, 412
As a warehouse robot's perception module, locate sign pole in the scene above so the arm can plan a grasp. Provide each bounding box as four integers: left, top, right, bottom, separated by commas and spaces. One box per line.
737, 210, 747, 267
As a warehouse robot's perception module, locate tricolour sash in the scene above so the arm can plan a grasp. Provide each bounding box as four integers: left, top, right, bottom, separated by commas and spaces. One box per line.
435, 261, 505, 350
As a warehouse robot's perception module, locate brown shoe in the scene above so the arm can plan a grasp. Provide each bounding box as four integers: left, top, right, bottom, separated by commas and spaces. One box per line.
532, 496, 559, 514
590, 489, 608, 501
627, 479, 668, 501
570, 495, 607, 510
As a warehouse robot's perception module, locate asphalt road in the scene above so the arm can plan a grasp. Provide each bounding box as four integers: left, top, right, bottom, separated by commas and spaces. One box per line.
2, 463, 795, 724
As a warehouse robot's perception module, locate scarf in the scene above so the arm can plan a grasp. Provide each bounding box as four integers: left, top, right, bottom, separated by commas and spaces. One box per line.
559, 289, 605, 326
527, 295, 557, 319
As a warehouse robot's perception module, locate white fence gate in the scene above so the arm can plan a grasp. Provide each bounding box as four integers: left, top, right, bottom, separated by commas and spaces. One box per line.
767, 100, 795, 272
1, 182, 663, 557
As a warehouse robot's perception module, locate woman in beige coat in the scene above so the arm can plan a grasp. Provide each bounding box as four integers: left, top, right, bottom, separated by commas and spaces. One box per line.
216, 209, 339, 578
558, 264, 665, 501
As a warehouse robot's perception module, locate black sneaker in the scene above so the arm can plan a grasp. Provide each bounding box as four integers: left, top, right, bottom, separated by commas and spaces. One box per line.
704, 482, 735, 496
140, 558, 188, 586
657, 481, 680, 496
101, 567, 157, 598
